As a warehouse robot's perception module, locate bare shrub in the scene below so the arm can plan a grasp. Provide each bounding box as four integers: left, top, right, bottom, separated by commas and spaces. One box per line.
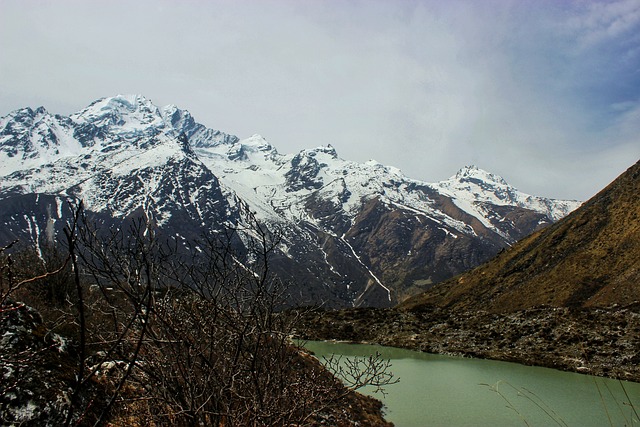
1, 204, 397, 426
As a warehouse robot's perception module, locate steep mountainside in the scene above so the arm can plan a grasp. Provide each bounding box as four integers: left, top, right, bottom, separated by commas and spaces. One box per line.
0, 95, 580, 307
299, 160, 640, 381
401, 159, 640, 313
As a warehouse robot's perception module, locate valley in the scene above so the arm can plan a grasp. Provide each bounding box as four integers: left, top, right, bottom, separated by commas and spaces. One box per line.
298, 158, 640, 383
1, 95, 638, 426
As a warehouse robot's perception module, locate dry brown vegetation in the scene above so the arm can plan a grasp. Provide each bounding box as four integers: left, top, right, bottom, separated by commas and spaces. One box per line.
1, 205, 394, 426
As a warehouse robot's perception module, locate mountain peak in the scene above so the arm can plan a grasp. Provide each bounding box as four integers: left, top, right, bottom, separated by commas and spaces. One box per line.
105, 94, 154, 108
71, 94, 159, 120
242, 135, 274, 151
453, 165, 509, 186
160, 104, 196, 132
1, 106, 48, 123
69, 94, 165, 137
311, 144, 338, 158
402, 159, 640, 313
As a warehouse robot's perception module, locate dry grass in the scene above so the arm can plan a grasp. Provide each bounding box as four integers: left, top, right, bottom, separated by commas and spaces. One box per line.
401, 160, 640, 314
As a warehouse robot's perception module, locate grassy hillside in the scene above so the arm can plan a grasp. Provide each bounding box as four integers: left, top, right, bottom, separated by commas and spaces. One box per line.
400, 159, 640, 313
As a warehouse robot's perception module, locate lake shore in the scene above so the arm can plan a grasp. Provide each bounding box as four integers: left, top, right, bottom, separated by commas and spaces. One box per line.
294, 305, 640, 383
303, 339, 640, 427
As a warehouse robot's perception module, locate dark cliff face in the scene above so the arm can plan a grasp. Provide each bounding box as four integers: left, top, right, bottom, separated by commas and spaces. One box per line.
401, 159, 640, 313
285, 151, 324, 191
485, 203, 553, 241
344, 197, 503, 303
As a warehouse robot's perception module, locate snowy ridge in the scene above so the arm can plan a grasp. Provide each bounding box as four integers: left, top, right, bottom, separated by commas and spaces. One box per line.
0, 95, 582, 307
0, 107, 84, 175
435, 165, 578, 222
197, 139, 580, 240
0, 95, 580, 233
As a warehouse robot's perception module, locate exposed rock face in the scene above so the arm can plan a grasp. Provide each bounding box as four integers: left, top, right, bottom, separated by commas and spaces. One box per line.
0, 95, 580, 307
345, 197, 502, 302
0, 302, 90, 426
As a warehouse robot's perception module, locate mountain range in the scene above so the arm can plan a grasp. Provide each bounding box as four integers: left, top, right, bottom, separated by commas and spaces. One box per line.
299, 158, 640, 381
0, 94, 580, 307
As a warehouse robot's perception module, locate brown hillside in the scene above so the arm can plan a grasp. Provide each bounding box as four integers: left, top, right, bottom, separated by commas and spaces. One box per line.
401, 159, 640, 313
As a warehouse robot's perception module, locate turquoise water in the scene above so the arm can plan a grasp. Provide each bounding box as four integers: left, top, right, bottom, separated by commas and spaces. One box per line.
303, 340, 640, 427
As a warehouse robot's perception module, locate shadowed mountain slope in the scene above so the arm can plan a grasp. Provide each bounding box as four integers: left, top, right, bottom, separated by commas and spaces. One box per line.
400, 159, 640, 313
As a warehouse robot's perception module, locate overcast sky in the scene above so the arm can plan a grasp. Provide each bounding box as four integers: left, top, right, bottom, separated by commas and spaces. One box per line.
1, 0, 639, 200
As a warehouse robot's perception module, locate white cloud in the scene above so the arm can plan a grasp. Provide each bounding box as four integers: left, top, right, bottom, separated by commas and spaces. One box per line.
0, 0, 638, 201
564, 0, 640, 49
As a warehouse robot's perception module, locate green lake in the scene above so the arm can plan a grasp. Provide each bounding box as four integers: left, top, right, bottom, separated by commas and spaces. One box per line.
303, 340, 640, 427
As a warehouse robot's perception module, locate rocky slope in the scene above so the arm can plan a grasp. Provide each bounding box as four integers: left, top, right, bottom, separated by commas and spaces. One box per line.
0, 95, 580, 307
297, 159, 640, 382
0, 302, 105, 426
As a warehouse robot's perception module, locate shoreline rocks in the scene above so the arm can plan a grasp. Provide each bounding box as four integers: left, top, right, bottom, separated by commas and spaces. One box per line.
296, 306, 640, 383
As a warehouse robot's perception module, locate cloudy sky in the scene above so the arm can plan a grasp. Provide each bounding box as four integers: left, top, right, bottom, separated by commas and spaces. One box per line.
1, 0, 639, 200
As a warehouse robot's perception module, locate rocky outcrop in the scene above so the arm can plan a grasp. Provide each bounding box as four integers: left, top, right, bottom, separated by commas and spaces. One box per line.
0, 302, 100, 426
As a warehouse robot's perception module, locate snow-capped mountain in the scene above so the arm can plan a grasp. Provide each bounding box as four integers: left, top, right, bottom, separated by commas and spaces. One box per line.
0, 95, 581, 307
